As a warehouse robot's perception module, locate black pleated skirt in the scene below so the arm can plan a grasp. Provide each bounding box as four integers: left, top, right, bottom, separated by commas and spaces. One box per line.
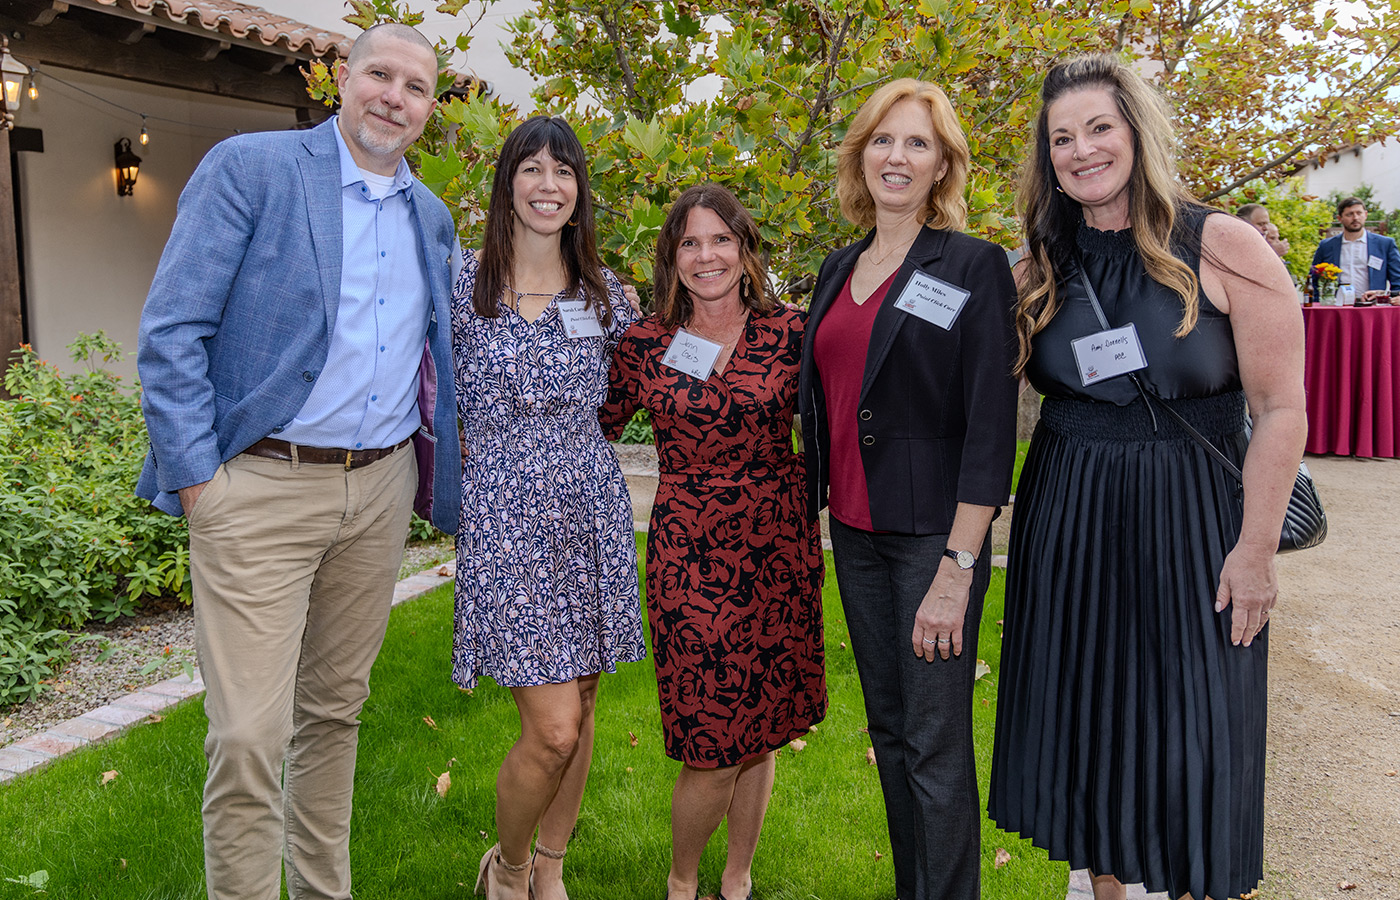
988, 392, 1267, 900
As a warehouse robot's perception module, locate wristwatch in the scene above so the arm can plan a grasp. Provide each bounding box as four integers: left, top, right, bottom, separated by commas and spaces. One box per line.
943, 548, 976, 570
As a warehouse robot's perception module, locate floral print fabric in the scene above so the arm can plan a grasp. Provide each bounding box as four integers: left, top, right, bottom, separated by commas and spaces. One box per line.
601, 308, 827, 767
450, 253, 644, 689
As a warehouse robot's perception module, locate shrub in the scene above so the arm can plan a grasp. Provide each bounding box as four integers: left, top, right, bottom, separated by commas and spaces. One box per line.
0, 334, 189, 706
618, 410, 654, 444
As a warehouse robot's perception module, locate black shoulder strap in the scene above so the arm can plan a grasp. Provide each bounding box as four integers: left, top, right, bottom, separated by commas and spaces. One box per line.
1073, 251, 1244, 484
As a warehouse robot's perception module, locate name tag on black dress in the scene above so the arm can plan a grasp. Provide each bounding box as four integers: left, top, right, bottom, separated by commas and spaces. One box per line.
1071, 324, 1148, 386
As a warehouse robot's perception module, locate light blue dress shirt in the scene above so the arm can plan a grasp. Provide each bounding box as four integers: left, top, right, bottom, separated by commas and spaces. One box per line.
278, 117, 430, 451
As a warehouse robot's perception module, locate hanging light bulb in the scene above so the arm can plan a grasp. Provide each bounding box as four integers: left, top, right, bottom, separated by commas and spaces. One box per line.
139, 114, 149, 146
27, 65, 37, 101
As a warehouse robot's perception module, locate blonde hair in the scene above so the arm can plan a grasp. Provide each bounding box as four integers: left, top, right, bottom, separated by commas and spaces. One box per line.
836, 79, 969, 231
1014, 54, 1206, 377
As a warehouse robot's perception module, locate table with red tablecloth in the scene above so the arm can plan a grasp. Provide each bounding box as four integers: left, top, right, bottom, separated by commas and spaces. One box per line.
1302, 304, 1400, 457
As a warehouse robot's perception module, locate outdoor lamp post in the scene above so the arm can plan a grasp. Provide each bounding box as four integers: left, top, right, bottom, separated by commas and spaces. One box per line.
1, 37, 28, 130
115, 138, 142, 196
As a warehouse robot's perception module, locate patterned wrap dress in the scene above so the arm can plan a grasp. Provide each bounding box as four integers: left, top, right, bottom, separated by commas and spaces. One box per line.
601, 307, 827, 768
988, 210, 1267, 900
449, 253, 645, 689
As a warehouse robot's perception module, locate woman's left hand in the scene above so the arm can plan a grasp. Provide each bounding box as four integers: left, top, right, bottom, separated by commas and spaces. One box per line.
1215, 541, 1278, 647
913, 561, 973, 661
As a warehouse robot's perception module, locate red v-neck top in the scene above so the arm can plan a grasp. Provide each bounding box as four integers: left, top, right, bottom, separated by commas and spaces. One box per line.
812, 269, 897, 531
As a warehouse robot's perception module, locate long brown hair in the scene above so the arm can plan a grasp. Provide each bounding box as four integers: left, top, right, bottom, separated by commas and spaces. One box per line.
835, 78, 969, 231
653, 183, 777, 330
472, 116, 614, 326
1014, 54, 1208, 377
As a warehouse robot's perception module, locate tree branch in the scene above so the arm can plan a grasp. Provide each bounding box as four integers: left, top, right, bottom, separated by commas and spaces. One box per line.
784, 11, 857, 177
597, 5, 644, 118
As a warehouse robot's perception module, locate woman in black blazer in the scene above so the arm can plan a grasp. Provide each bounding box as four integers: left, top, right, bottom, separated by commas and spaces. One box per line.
798, 78, 1018, 900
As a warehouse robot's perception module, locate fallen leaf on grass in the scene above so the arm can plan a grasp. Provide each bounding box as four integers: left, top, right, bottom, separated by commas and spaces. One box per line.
994, 847, 1011, 869
625, 766, 634, 773
789, 738, 807, 752
437, 565, 452, 576
873, 851, 882, 860
117, 859, 127, 870
1338, 882, 1357, 891
479, 831, 488, 839
147, 713, 164, 723
459, 687, 474, 695
974, 659, 991, 681
865, 748, 877, 766
839, 642, 847, 650
1240, 890, 1259, 899
628, 731, 639, 747
101, 770, 119, 785
980, 698, 989, 707
434, 771, 450, 798
807, 724, 817, 732
423, 715, 439, 730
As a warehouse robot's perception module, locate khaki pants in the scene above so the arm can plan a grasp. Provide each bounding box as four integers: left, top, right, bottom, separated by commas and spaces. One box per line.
187, 446, 416, 900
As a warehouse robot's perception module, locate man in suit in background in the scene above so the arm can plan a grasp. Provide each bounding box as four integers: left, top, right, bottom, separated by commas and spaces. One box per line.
1312, 196, 1400, 301
136, 23, 460, 900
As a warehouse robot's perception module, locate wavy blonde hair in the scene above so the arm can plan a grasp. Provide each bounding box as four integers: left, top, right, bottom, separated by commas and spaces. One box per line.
836, 79, 969, 231
1014, 54, 1207, 377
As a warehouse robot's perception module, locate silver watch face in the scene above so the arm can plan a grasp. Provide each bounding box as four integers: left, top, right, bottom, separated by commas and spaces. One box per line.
954, 549, 975, 569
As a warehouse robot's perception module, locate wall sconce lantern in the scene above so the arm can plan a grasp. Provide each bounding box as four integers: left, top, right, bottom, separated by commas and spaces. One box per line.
1, 37, 28, 130
115, 137, 142, 196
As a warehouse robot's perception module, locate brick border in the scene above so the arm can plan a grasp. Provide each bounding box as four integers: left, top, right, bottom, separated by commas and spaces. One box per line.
0, 562, 457, 785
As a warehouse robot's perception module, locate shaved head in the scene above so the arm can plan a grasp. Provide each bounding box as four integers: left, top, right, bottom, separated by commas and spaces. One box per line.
346, 22, 437, 70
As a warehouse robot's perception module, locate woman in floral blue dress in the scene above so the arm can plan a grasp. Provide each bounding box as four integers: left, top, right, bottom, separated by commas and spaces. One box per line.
451, 116, 644, 900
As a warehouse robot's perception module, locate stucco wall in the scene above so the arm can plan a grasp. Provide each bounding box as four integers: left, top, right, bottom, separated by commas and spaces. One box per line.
13, 67, 299, 378
1302, 139, 1400, 213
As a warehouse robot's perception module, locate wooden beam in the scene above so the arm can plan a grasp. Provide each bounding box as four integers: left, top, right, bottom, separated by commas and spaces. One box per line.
0, 126, 22, 387
0, 11, 324, 109
87, 16, 156, 45
8, 0, 70, 27
156, 30, 230, 63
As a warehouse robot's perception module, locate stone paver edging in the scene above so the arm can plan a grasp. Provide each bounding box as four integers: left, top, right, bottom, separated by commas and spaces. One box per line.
0, 562, 458, 785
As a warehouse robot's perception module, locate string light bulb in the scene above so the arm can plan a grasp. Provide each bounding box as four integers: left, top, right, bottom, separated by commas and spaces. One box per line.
26, 70, 37, 101
139, 114, 149, 146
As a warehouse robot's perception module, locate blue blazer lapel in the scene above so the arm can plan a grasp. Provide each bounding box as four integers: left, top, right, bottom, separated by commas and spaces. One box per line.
298, 122, 344, 332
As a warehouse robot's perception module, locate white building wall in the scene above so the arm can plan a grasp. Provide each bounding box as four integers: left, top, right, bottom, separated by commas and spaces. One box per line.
13, 67, 298, 378
1302, 139, 1400, 211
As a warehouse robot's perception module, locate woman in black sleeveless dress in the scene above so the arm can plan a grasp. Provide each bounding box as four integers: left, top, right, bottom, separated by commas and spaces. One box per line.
988, 56, 1307, 900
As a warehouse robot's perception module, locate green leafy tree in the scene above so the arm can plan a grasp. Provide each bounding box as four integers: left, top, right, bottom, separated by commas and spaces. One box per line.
307, 0, 1400, 295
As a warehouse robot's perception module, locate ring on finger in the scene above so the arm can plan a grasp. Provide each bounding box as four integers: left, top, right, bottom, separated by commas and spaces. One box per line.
937, 637, 951, 645
922, 637, 938, 645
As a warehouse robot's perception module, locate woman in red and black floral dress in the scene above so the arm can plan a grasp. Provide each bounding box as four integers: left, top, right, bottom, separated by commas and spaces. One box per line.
600, 182, 826, 900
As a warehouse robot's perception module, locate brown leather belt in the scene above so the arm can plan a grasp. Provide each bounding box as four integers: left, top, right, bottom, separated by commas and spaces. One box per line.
242, 436, 412, 470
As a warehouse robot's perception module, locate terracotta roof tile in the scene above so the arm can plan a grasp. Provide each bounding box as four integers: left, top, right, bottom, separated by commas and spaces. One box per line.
89, 0, 354, 59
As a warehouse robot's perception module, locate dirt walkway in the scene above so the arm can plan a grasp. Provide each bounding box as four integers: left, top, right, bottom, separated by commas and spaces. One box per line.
1263, 455, 1400, 898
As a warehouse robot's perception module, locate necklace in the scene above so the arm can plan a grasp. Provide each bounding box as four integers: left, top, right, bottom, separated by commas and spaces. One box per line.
865, 234, 916, 267
502, 283, 559, 309
686, 311, 749, 346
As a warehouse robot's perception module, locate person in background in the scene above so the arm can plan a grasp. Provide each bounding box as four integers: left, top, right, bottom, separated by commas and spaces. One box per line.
136, 23, 460, 900
1311, 196, 1400, 301
1236, 203, 1289, 258
601, 182, 826, 900
799, 78, 1019, 900
450, 115, 645, 900
989, 54, 1306, 900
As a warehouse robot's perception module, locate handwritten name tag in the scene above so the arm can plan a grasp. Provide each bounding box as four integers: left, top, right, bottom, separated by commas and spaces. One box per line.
557, 299, 603, 339
661, 328, 723, 380
1369, 254, 1384, 270
892, 270, 971, 330
1070, 324, 1148, 387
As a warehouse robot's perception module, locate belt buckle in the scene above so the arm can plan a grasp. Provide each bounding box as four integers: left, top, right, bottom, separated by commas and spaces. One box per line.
345, 449, 353, 471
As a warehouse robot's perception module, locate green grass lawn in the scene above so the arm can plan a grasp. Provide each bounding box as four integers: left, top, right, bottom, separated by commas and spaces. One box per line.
0, 542, 1064, 899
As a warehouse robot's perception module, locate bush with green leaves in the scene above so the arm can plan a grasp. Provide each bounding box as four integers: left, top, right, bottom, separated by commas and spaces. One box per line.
0, 334, 189, 706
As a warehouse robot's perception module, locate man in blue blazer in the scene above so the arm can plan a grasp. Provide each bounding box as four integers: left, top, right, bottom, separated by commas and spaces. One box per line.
136, 24, 459, 900
1311, 196, 1400, 300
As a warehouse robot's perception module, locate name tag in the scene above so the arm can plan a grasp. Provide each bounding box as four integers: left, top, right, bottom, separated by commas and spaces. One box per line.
1071, 324, 1148, 387
892, 270, 970, 330
1369, 255, 1384, 270
557, 299, 603, 339
661, 328, 723, 380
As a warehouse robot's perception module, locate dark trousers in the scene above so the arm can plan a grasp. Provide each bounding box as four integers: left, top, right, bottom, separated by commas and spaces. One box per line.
829, 518, 990, 900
